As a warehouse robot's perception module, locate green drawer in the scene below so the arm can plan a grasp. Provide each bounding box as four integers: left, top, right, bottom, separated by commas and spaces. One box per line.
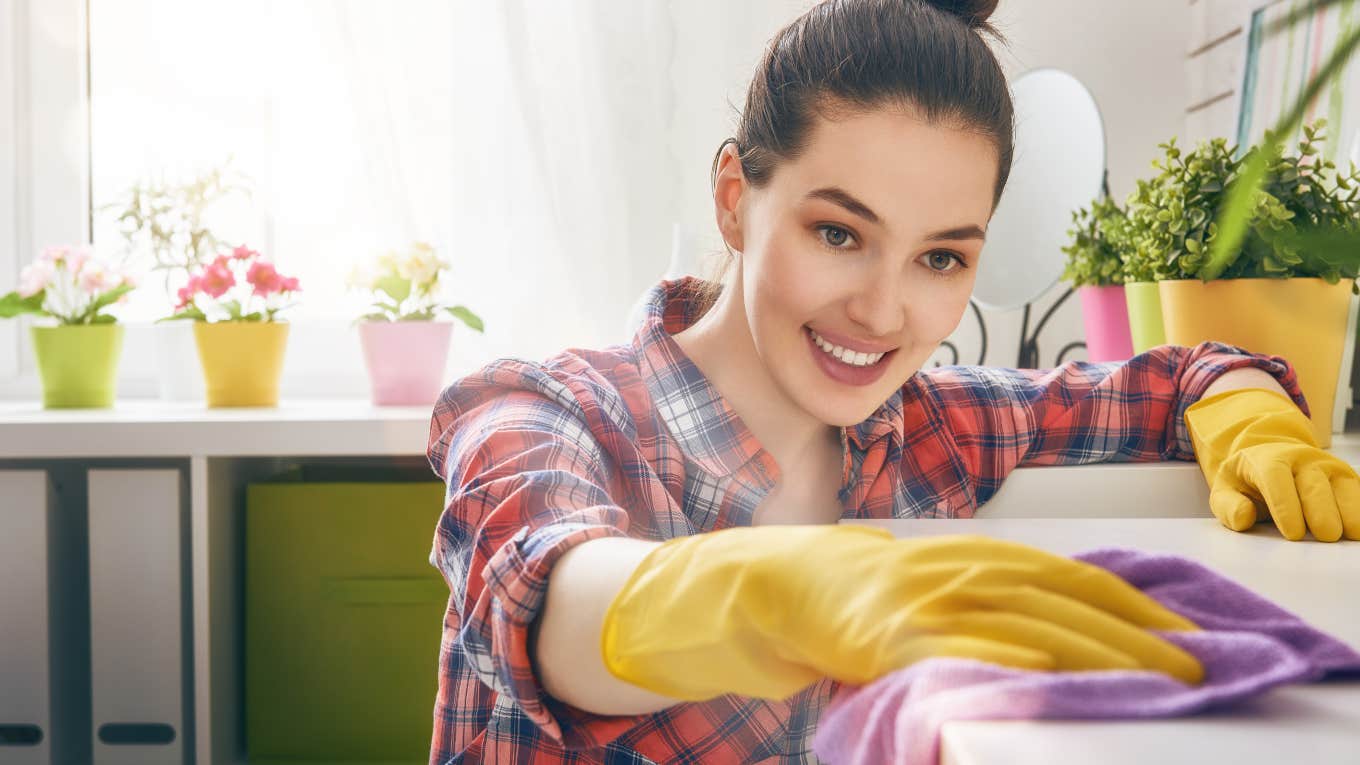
246, 473, 447, 764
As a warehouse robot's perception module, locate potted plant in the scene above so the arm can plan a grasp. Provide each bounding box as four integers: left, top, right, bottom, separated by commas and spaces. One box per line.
1118, 136, 1241, 353
1060, 195, 1134, 361
0, 245, 135, 408
347, 242, 484, 406
104, 161, 249, 400
1153, 121, 1360, 447
163, 245, 301, 407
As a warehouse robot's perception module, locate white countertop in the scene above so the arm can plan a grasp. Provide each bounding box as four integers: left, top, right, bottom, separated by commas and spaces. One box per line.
843, 518, 1360, 765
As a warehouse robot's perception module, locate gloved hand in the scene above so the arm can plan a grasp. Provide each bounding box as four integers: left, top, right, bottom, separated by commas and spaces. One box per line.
1185, 387, 1360, 542
600, 524, 1204, 702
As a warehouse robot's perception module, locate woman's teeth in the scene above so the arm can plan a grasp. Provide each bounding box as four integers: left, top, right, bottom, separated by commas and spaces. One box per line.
809, 329, 886, 367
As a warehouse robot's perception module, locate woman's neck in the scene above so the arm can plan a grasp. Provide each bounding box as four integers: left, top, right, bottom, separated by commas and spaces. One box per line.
671, 280, 840, 476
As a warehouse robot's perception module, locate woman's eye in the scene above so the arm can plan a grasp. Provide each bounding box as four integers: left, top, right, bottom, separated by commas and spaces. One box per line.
924, 251, 966, 275
816, 224, 856, 249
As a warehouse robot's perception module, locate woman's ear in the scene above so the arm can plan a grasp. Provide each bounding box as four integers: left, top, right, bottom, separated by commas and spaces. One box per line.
713, 143, 746, 255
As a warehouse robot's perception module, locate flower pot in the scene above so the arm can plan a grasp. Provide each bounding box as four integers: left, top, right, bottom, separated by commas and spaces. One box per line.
1123, 281, 1167, 354
155, 320, 207, 401
357, 321, 453, 406
30, 324, 124, 408
193, 322, 290, 407
1159, 277, 1353, 448
1077, 285, 1134, 362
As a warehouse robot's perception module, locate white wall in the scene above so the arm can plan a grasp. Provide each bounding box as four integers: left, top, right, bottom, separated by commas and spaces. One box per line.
661, 0, 1197, 368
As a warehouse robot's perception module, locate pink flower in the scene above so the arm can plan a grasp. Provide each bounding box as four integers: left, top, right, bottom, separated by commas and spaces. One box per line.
199, 262, 235, 299
246, 260, 284, 297
211, 253, 232, 270
231, 245, 259, 261
78, 262, 111, 294
18, 261, 54, 298
66, 246, 91, 275
281, 276, 300, 292
176, 276, 202, 310
40, 246, 69, 265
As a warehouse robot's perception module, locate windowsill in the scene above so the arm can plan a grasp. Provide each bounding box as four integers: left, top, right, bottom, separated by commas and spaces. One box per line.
0, 398, 434, 458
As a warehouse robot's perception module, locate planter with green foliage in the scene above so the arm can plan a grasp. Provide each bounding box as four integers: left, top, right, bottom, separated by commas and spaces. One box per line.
0, 246, 136, 408
1061, 196, 1135, 360
1144, 121, 1360, 445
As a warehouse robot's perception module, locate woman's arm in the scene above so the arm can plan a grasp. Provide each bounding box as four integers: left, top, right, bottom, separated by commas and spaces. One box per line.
1200, 365, 1291, 400
533, 537, 681, 715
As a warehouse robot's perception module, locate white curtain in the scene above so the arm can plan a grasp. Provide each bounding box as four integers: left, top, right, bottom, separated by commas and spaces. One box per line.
447, 0, 680, 365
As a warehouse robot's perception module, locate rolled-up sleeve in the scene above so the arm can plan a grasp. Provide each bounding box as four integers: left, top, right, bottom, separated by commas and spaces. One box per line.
427, 388, 640, 749
921, 341, 1307, 505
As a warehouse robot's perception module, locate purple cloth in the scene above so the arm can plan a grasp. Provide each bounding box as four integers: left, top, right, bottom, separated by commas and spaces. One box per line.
812, 547, 1360, 765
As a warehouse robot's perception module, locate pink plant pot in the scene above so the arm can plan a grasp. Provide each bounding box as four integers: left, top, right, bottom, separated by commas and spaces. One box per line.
1077, 285, 1135, 362
357, 321, 453, 406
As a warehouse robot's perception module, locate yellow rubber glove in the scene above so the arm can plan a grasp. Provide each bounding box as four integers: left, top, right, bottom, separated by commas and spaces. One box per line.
600, 524, 1204, 702
1185, 387, 1360, 542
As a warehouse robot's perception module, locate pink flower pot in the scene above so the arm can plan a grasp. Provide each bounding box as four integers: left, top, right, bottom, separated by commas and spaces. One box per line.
1077, 285, 1135, 362
357, 321, 453, 406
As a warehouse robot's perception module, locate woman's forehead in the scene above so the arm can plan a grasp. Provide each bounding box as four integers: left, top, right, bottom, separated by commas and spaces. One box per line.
771, 111, 998, 232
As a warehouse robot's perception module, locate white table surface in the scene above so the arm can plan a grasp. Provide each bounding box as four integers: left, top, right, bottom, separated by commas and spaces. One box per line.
841, 518, 1360, 765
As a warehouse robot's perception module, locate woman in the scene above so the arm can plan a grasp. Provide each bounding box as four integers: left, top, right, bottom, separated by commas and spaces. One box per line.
426, 1, 1359, 762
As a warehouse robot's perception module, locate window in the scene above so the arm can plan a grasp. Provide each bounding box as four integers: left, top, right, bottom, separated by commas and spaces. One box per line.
89, 0, 457, 323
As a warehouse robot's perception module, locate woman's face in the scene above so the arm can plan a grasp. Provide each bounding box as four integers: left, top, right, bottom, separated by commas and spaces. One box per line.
716, 107, 998, 427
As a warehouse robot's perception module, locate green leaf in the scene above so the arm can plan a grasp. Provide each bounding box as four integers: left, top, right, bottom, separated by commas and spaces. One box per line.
221, 299, 243, 320
80, 284, 135, 323
375, 275, 411, 305
158, 306, 207, 323
445, 305, 484, 332
0, 290, 50, 319
90, 313, 118, 324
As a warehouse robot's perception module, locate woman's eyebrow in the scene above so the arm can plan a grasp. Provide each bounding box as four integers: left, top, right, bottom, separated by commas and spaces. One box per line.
804, 186, 986, 241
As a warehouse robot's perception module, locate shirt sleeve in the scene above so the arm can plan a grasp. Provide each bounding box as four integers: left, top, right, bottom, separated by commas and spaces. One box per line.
426, 386, 647, 751
919, 341, 1309, 506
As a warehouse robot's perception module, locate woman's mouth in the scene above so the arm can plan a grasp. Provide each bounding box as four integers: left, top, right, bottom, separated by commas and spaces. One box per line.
804, 326, 895, 387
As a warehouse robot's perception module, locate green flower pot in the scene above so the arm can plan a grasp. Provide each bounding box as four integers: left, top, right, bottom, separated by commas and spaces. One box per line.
31, 324, 125, 408
1122, 281, 1166, 354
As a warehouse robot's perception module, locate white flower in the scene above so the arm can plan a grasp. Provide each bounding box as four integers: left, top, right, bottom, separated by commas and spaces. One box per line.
18, 261, 54, 298
398, 241, 444, 287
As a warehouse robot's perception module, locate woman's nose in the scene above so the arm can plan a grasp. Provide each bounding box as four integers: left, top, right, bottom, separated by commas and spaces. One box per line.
844, 268, 906, 338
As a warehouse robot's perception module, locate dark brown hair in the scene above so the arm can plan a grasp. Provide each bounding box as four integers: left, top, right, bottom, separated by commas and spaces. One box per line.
694, 0, 1013, 313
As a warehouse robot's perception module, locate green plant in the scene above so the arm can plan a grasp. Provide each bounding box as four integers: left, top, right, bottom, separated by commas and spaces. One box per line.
347, 242, 484, 331
1060, 195, 1130, 287
104, 160, 249, 285
1122, 137, 1238, 282
1207, 0, 1360, 284
1120, 124, 1360, 288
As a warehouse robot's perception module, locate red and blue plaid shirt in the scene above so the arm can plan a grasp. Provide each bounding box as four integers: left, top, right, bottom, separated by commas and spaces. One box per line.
425, 277, 1306, 764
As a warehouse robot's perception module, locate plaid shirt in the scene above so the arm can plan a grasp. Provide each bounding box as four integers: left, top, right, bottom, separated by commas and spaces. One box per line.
426, 277, 1306, 764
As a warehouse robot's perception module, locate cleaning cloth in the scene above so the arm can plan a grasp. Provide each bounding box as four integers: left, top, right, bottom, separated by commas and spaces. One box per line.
812, 547, 1360, 765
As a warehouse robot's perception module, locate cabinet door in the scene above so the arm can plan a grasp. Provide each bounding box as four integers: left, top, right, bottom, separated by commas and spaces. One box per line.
0, 471, 54, 765
88, 469, 186, 765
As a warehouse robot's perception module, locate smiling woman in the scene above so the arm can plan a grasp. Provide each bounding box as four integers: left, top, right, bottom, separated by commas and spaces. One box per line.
423, 1, 1346, 764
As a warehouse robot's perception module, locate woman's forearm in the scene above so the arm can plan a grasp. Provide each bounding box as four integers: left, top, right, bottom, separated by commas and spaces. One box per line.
532, 536, 681, 715
1201, 366, 1291, 401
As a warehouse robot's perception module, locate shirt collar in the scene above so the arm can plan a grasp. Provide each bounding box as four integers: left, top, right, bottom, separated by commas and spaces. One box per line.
633, 278, 904, 476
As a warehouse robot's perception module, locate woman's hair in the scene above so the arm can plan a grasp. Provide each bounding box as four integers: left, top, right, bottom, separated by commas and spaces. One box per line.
692, 0, 1013, 313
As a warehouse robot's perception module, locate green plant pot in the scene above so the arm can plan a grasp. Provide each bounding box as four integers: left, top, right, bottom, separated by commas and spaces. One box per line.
1123, 281, 1166, 354
30, 324, 125, 408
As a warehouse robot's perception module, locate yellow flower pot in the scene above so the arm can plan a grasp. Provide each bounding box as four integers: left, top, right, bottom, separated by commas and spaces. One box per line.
193, 322, 290, 407
1159, 278, 1353, 448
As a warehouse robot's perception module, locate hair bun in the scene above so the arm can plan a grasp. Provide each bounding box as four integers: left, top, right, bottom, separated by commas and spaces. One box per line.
923, 0, 999, 28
